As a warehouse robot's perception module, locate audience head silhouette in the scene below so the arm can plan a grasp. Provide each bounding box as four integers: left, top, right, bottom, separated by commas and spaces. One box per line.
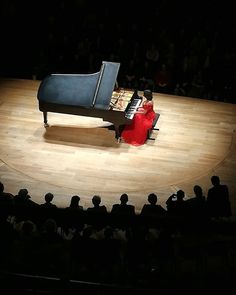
120, 193, 128, 204
18, 188, 30, 199
70, 195, 80, 207
193, 185, 203, 197
92, 195, 101, 207
176, 190, 185, 200
211, 175, 220, 186
44, 192, 54, 203
22, 220, 35, 235
148, 193, 158, 205
43, 218, 57, 233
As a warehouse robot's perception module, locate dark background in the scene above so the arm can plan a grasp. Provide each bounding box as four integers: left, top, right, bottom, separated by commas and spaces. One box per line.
1, 0, 235, 102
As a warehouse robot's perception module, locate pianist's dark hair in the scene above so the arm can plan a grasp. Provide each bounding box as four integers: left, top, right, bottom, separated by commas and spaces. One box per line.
143, 89, 153, 101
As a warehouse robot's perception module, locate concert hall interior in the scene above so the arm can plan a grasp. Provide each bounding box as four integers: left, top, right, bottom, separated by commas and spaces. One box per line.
0, 1, 236, 294
0, 78, 236, 214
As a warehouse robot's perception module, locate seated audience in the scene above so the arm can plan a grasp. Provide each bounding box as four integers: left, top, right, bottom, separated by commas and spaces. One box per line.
87, 195, 107, 214
86, 195, 108, 229
40, 192, 57, 209
111, 193, 135, 216
0, 181, 14, 216
166, 189, 187, 217
140, 193, 167, 217
67, 195, 83, 211
185, 185, 207, 218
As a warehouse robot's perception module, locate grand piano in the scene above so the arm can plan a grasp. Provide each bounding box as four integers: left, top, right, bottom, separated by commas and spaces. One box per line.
37, 61, 142, 140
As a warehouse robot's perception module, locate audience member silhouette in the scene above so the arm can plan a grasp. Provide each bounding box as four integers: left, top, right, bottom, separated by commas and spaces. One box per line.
0, 181, 14, 216
70, 226, 97, 280
68, 195, 83, 211
206, 175, 232, 219
140, 193, 167, 218
154, 228, 176, 275
12, 219, 39, 273
154, 63, 172, 93
125, 226, 150, 276
111, 193, 135, 216
166, 189, 187, 217
40, 192, 57, 209
37, 218, 65, 276
185, 185, 207, 218
110, 193, 135, 228
40, 218, 62, 242
86, 195, 108, 228
85, 226, 123, 282
14, 189, 39, 222
87, 195, 107, 214
94, 226, 122, 282
14, 189, 38, 207
0, 174, 236, 288
0, 181, 13, 199
123, 59, 139, 89
63, 195, 84, 231
0, 204, 18, 270
39, 192, 58, 223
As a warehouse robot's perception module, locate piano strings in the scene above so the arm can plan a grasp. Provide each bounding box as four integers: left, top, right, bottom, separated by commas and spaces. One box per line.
110, 89, 142, 119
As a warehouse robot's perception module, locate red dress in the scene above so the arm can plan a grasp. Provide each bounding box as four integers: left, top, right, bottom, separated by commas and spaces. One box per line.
121, 101, 156, 146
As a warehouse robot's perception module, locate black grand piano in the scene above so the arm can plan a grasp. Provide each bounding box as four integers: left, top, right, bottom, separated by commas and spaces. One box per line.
37, 61, 142, 140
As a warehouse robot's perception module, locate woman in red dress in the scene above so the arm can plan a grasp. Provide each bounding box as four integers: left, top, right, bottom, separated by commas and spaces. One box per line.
121, 89, 156, 146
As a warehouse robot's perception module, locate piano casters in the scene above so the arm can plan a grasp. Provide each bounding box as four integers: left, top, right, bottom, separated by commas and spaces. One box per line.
43, 111, 49, 128
117, 137, 122, 143
116, 125, 125, 143
115, 127, 121, 143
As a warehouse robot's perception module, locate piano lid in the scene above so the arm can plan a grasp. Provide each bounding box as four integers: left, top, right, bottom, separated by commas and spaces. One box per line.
37, 61, 120, 110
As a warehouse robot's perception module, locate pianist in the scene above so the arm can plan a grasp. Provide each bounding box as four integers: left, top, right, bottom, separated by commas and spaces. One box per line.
121, 89, 156, 146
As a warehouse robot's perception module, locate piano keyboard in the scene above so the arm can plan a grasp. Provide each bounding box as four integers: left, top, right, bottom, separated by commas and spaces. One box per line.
125, 98, 142, 119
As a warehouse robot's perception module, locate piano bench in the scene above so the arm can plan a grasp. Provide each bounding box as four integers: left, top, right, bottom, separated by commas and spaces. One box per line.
147, 113, 160, 141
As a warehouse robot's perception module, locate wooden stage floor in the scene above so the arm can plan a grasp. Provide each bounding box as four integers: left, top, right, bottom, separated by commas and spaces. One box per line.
0, 78, 236, 216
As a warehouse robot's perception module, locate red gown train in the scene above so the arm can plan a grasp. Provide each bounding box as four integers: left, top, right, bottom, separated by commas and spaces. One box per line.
121, 102, 156, 146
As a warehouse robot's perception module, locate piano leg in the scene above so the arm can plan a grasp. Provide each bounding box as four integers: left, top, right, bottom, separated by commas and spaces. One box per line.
43, 111, 49, 127
115, 126, 120, 142
101, 124, 123, 142
115, 125, 125, 143
103, 124, 121, 142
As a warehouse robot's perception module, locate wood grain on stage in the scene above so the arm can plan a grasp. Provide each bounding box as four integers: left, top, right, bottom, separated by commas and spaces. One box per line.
0, 78, 236, 215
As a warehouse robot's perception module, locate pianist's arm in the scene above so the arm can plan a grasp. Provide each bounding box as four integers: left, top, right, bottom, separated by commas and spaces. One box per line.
135, 96, 147, 114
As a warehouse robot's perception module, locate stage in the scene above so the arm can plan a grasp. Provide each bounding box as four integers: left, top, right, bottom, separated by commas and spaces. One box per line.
0, 78, 236, 216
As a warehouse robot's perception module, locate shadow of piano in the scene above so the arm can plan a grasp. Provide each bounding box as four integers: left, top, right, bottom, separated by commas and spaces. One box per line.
37, 61, 138, 141
43, 125, 123, 148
